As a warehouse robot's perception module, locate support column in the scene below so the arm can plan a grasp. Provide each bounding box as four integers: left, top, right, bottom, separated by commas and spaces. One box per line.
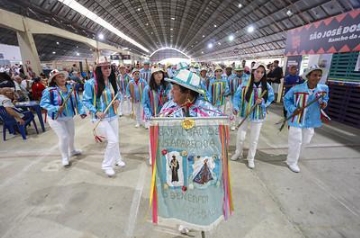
16, 17, 42, 76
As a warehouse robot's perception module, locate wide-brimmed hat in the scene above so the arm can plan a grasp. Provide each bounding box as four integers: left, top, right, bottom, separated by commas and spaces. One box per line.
225, 64, 233, 69
251, 62, 266, 70
214, 65, 223, 72
132, 68, 140, 74
143, 60, 150, 65
234, 65, 244, 71
96, 56, 111, 67
176, 62, 189, 71
302, 65, 323, 78
200, 67, 208, 72
49, 69, 69, 83
165, 69, 204, 94
151, 68, 164, 74
118, 63, 126, 68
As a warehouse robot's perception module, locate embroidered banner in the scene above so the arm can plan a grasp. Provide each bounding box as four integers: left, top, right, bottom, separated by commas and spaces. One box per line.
149, 117, 233, 231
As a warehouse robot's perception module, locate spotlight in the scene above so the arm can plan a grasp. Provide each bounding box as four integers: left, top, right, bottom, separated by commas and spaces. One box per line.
247, 26, 254, 33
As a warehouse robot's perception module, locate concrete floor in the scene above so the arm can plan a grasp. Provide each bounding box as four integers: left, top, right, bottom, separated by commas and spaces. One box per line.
0, 104, 359, 238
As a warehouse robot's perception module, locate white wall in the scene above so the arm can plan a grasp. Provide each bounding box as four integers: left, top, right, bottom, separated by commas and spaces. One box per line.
0, 43, 22, 63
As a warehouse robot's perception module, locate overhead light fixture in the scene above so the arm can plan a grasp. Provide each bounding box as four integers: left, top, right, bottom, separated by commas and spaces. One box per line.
171, 17, 175, 20
52, 51, 56, 54
218, 42, 221, 45
57, 0, 149, 53
208, 43, 213, 49
56, 41, 60, 45
98, 33, 104, 40
214, 24, 217, 28
202, 35, 205, 38
247, 25, 255, 33
286, 9, 293, 17
238, 3, 242, 8
228, 35, 234, 41
201, 51, 204, 54
146, 23, 149, 26
137, 8, 141, 11
170, 28, 173, 31
76, 52, 80, 56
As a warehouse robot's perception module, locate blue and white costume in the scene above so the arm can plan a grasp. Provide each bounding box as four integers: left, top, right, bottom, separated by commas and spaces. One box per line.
82, 78, 123, 171
126, 78, 147, 126
40, 83, 85, 165
283, 81, 329, 171
231, 80, 274, 165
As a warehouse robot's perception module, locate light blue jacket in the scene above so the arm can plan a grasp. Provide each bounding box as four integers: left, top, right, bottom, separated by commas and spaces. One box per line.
228, 74, 249, 99
208, 77, 230, 106
140, 68, 152, 84
117, 73, 131, 98
142, 84, 172, 118
82, 78, 121, 119
233, 82, 274, 122
126, 78, 147, 103
40, 84, 85, 120
283, 81, 329, 128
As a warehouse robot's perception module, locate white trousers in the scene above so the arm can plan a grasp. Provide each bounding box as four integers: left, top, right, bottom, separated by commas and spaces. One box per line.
119, 97, 131, 115
132, 102, 143, 125
287, 127, 314, 166
96, 117, 123, 170
48, 117, 76, 160
235, 118, 263, 162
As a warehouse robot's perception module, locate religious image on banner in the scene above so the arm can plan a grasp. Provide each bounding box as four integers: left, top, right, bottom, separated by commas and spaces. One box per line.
149, 117, 233, 231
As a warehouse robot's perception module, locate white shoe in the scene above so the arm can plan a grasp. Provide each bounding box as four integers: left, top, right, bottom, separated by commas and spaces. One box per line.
119, 113, 123, 117
286, 162, 300, 173
62, 158, 70, 167
104, 168, 115, 177
71, 149, 82, 156
230, 152, 242, 161
247, 160, 255, 169
230, 126, 236, 131
178, 225, 189, 234
116, 160, 126, 167
135, 124, 140, 128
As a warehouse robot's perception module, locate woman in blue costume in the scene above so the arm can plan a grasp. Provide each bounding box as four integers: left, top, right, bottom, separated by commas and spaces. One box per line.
82, 57, 124, 177
40, 69, 86, 167
230, 62, 274, 169
158, 69, 224, 235
142, 68, 171, 164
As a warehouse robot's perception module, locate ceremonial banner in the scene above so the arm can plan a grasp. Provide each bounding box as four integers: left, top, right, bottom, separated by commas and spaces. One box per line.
149, 117, 233, 231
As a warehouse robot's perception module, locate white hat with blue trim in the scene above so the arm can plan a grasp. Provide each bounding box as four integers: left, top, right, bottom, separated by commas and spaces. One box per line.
302, 64, 323, 78
165, 69, 204, 94
176, 62, 189, 71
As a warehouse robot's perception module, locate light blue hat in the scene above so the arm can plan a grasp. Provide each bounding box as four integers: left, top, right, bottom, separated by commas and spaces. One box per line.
143, 60, 150, 65
165, 69, 204, 94
176, 62, 189, 70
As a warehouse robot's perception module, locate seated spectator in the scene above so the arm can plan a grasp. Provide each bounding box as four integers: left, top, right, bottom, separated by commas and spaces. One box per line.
13, 75, 29, 102
0, 87, 33, 125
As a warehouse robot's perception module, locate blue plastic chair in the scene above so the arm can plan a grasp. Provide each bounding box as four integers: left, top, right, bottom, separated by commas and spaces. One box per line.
0, 106, 39, 141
